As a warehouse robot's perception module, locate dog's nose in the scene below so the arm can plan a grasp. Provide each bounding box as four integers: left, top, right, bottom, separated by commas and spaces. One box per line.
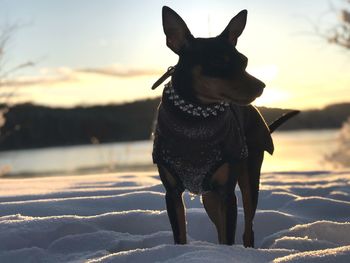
247, 72, 265, 90
253, 79, 265, 97
257, 79, 265, 89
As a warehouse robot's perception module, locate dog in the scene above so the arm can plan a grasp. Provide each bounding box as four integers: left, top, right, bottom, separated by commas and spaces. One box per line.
152, 6, 299, 247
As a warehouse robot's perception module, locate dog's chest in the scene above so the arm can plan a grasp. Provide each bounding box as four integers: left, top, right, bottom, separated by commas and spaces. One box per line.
152, 83, 248, 194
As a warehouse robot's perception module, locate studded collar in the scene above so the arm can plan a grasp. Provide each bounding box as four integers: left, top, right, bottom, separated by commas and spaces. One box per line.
163, 82, 230, 119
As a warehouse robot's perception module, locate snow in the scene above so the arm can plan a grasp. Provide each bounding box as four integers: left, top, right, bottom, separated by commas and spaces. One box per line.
0, 171, 350, 262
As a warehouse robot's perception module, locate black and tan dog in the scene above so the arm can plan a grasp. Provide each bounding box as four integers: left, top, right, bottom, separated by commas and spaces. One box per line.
152, 6, 298, 247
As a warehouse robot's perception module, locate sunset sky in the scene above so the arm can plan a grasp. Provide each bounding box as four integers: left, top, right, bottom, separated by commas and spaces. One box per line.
0, 0, 349, 109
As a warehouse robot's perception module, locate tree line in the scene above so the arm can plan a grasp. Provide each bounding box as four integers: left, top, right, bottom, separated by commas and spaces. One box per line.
0, 99, 349, 151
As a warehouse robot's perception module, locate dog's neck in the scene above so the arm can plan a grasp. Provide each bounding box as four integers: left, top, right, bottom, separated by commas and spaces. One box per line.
171, 64, 195, 103
163, 82, 230, 119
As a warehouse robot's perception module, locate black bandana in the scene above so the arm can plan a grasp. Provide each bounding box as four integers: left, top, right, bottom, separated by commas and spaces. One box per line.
153, 82, 248, 194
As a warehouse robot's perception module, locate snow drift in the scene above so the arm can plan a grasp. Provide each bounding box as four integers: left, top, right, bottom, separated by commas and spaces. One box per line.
0, 171, 349, 262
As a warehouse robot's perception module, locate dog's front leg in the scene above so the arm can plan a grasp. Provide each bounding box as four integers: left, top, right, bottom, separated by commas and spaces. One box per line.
202, 163, 238, 245
202, 187, 237, 245
165, 189, 187, 244
238, 160, 255, 248
158, 165, 187, 244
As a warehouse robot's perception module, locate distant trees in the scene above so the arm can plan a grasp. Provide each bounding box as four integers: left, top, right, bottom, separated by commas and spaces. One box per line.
0, 23, 34, 142
0, 100, 161, 151
0, 102, 349, 151
324, 0, 350, 49
323, 1, 350, 167
0, 25, 13, 131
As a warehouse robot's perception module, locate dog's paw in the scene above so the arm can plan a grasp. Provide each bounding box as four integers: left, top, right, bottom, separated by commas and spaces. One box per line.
243, 230, 254, 248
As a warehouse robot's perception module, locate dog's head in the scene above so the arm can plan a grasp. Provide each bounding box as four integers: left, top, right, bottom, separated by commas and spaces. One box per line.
162, 6, 265, 105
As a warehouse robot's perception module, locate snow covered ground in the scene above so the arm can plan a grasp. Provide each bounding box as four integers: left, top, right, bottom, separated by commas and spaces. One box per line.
0, 170, 349, 262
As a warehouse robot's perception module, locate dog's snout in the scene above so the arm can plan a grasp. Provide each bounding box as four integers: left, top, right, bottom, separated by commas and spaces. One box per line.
257, 80, 265, 95
259, 80, 266, 89
250, 76, 265, 97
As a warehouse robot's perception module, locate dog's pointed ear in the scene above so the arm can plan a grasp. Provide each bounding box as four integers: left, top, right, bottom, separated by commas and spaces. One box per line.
162, 6, 193, 54
219, 10, 247, 46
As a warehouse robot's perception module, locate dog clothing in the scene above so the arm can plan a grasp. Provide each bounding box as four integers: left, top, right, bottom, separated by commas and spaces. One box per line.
152, 82, 248, 194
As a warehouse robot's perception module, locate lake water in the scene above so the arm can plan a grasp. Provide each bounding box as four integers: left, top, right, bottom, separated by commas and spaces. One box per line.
0, 130, 340, 177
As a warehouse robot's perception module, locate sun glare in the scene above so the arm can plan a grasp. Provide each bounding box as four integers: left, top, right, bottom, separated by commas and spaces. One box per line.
246, 65, 290, 107
254, 87, 291, 107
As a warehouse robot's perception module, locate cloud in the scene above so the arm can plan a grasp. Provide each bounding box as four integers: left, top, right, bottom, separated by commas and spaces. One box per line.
77, 64, 163, 78
0, 64, 163, 89
0, 75, 72, 87
0, 67, 76, 87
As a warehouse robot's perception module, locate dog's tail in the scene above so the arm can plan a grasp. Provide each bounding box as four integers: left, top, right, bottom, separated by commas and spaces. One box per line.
269, 110, 300, 133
